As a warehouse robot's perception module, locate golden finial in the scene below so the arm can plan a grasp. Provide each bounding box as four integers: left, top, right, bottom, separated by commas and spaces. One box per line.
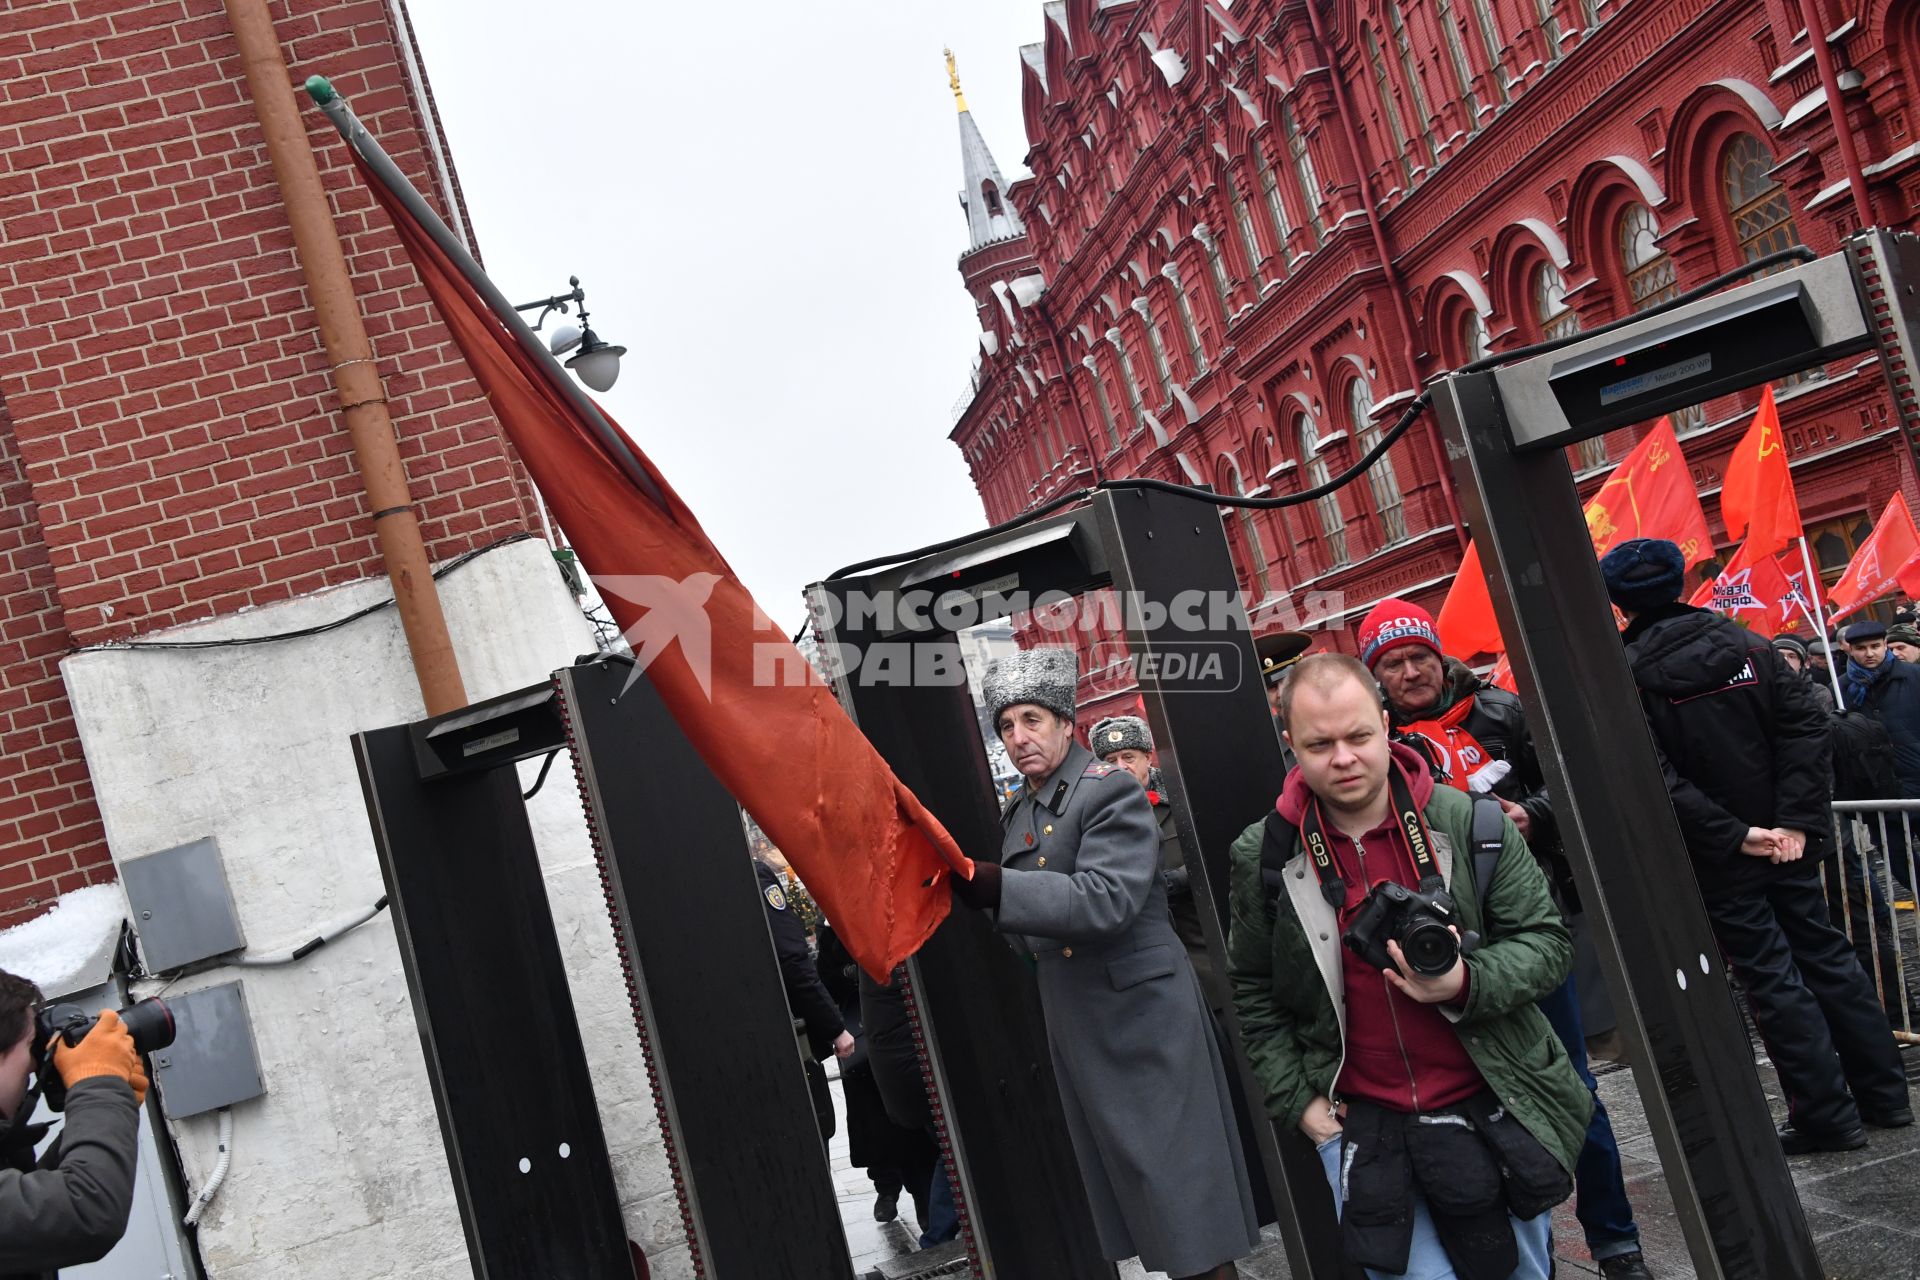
945, 46, 969, 114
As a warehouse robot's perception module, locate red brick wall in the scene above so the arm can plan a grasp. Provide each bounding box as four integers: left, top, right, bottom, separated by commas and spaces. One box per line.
0, 0, 540, 923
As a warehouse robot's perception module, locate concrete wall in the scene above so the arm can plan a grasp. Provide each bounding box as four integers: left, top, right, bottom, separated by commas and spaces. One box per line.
62, 536, 690, 1278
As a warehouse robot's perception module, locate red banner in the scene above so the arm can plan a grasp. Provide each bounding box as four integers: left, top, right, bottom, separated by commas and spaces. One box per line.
1689, 539, 1795, 635
1719, 385, 1802, 559
352, 152, 966, 979
1829, 493, 1920, 621
1436, 420, 1713, 657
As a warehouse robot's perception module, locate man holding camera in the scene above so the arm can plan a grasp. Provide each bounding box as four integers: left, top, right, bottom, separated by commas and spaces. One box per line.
1228, 654, 1588, 1280
1361, 599, 1652, 1279
0, 968, 145, 1278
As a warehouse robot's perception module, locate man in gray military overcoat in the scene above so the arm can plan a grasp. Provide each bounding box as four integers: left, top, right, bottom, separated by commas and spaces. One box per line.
951, 648, 1259, 1280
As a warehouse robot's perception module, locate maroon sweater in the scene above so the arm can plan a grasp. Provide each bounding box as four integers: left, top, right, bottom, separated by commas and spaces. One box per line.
1278, 746, 1484, 1114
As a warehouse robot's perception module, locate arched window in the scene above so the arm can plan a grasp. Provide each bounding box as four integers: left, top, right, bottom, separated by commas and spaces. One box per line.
1197, 226, 1234, 307
1533, 0, 1564, 58
1437, 0, 1483, 123
1350, 376, 1407, 543
1298, 413, 1350, 568
1224, 458, 1274, 600
982, 180, 1003, 217
1619, 203, 1676, 310
1230, 181, 1266, 276
1458, 308, 1492, 363
1084, 355, 1122, 451
1532, 263, 1578, 340
1723, 134, 1813, 387
1256, 146, 1296, 266
1388, 7, 1440, 168
1281, 103, 1328, 241
1534, 263, 1602, 466
1471, 0, 1513, 104
1165, 266, 1208, 375
1618, 203, 1702, 428
1365, 27, 1416, 187
1724, 133, 1802, 265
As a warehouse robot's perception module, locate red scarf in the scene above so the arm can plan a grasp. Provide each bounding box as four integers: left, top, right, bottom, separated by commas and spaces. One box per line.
1397, 696, 1495, 794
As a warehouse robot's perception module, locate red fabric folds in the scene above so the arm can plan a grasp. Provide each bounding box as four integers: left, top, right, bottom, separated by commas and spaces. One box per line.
355, 153, 968, 979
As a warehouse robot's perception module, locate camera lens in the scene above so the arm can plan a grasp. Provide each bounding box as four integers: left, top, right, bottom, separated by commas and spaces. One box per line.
1399, 920, 1460, 976
120, 999, 175, 1055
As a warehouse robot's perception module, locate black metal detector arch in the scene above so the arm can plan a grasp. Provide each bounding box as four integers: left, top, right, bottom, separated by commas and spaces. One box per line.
809, 486, 1347, 1279
1428, 228, 1920, 1279
353, 660, 853, 1278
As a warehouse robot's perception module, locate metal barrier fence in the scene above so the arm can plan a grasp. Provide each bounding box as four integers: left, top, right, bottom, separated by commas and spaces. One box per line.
1825, 800, 1920, 1044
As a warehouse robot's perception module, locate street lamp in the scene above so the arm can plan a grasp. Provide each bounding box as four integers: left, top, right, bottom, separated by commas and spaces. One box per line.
513, 275, 627, 393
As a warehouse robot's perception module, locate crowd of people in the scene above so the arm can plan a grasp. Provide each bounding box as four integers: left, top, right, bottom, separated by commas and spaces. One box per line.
933, 547, 1913, 1280
735, 539, 1920, 1280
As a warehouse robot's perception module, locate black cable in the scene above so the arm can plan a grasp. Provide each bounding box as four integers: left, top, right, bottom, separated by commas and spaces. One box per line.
521, 749, 559, 800
71, 531, 537, 653
819, 245, 1819, 586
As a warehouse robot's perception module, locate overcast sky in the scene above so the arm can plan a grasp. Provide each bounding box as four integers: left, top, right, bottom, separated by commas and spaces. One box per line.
403, 1, 1045, 632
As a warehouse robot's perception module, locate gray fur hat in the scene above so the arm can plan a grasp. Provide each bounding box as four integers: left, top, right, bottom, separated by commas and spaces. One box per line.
1090, 715, 1153, 757
982, 647, 1078, 724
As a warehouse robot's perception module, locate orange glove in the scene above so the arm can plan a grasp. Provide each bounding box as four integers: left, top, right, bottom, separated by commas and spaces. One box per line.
51, 1009, 147, 1104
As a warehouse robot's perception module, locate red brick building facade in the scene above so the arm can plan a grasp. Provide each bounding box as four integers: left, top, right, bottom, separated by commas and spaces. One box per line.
0, 0, 539, 923
947, 0, 1920, 725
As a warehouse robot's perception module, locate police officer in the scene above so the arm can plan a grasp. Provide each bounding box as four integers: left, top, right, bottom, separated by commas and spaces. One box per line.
757, 857, 852, 1144
1255, 630, 1313, 722
951, 648, 1258, 1280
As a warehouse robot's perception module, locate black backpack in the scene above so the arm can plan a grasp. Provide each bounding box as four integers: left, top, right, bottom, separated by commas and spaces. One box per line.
1831, 708, 1900, 801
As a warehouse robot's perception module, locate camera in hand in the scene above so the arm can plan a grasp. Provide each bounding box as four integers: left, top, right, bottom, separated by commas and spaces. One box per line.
1343, 882, 1474, 977
33, 998, 174, 1110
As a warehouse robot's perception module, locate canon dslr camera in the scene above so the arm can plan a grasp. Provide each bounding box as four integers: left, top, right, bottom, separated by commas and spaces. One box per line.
1343, 882, 1475, 976
33, 997, 174, 1110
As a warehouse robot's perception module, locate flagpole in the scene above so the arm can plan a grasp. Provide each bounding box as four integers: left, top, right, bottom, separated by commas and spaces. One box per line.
1798, 535, 1847, 708
304, 77, 670, 514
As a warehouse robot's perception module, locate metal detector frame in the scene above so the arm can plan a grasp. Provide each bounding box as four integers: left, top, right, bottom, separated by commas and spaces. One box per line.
811, 487, 1345, 1279
1429, 227, 1920, 1279
354, 661, 851, 1279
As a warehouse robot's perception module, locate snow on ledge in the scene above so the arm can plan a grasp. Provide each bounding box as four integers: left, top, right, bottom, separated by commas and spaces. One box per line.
0, 883, 128, 997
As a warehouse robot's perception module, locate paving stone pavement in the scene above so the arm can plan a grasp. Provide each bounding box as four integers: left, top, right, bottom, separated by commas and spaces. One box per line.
829, 1045, 1920, 1279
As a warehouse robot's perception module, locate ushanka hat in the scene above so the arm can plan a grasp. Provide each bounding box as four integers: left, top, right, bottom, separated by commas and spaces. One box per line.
982, 647, 1078, 723
1090, 715, 1153, 757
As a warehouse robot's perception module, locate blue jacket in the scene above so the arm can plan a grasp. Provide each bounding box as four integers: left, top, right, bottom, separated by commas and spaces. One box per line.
1850, 656, 1920, 797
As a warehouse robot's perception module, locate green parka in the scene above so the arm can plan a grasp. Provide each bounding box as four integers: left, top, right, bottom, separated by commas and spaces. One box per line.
1226, 784, 1591, 1174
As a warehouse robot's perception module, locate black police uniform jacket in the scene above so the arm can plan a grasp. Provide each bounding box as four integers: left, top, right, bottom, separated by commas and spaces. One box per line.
1622, 603, 1832, 898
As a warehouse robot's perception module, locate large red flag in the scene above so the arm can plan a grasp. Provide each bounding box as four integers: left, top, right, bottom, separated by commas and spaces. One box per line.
1435, 420, 1713, 657
1693, 539, 1795, 634
1829, 493, 1920, 621
353, 153, 966, 978
1718, 385, 1802, 558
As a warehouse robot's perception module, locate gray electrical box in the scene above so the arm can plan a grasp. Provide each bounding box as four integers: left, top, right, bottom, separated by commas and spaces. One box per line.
119, 836, 245, 973
152, 981, 265, 1119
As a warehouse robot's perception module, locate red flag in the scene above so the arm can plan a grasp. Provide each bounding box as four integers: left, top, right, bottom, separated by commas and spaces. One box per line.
1435, 420, 1713, 657
1829, 493, 1920, 621
1777, 552, 1817, 629
1719, 385, 1802, 558
353, 153, 966, 978
1698, 540, 1794, 634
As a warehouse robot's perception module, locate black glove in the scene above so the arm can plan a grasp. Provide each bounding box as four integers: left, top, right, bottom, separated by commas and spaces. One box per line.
951, 861, 1003, 911
1162, 866, 1191, 899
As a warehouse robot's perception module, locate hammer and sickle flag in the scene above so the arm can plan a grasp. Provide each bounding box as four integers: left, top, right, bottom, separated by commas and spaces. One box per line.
338, 125, 968, 981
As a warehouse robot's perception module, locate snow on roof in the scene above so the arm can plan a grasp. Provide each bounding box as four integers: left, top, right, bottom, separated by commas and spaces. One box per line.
0, 883, 129, 998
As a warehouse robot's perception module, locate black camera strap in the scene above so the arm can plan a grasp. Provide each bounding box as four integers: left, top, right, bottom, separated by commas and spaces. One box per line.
1299, 764, 1444, 911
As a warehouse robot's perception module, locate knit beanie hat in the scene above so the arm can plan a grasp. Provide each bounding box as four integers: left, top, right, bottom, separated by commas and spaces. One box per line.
982, 648, 1078, 724
1597, 538, 1687, 611
1770, 635, 1809, 664
1358, 599, 1443, 670
1889, 623, 1920, 650
1090, 715, 1153, 758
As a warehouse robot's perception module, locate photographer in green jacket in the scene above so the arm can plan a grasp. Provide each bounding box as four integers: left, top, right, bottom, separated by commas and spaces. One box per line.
1226, 654, 1589, 1280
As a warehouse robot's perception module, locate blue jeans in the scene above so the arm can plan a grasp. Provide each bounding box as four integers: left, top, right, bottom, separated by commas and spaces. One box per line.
1318, 1134, 1552, 1279
1536, 972, 1641, 1260
919, 1161, 959, 1248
